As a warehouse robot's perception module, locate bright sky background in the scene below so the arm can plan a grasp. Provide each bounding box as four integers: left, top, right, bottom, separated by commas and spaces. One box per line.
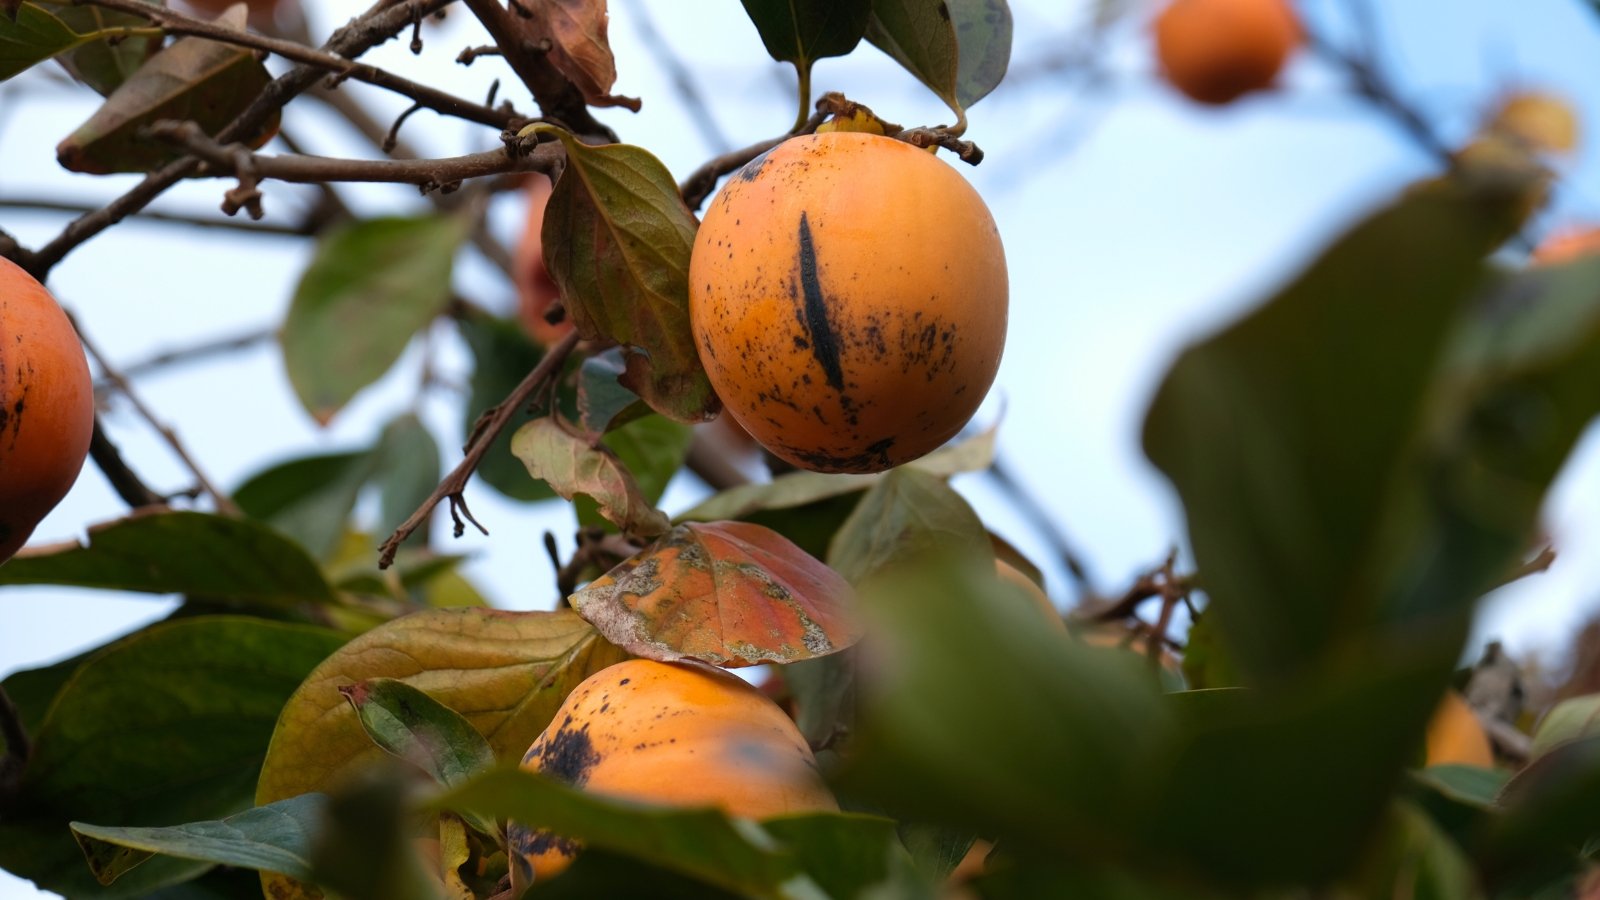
4, 0, 1600, 895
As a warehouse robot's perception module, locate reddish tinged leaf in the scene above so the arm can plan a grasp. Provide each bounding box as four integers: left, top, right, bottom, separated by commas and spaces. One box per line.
512, 0, 638, 111
571, 520, 860, 667
510, 415, 671, 536
55, 5, 277, 174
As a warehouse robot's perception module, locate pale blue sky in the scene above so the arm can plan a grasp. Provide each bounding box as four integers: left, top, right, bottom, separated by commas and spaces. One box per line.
3, 1, 1600, 895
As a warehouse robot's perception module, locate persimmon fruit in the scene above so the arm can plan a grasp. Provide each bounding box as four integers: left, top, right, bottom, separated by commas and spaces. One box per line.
689, 132, 1008, 474
0, 258, 93, 563
1423, 691, 1494, 768
509, 658, 836, 880
1154, 0, 1300, 106
1532, 226, 1600, 265
514, 173, 576, 347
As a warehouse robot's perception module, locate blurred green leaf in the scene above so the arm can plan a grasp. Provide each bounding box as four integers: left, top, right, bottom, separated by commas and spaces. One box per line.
71, 793, 329, 886
1177, 612, 1241, 690
0, 617, 343, 898
1482, 734, 1600, 890
339, 678, 496, 835
895, 822, 975, 885
536, 127, 718, 423
526, 849, 743, 898
372, 414, 442, 548
1530, 694, 1600, 759
739, 0, 871, 87
761, 812, 932, 900
457, 312, 556, 503
235, 452, 370, 561
438, 767, 910, 899
576, 348, 649, 435
866, 0, 1013, 115
55, 8, 276, 173
1337, 802, 1482, 900
826, 467, 989, 582
0, 510, 335, 608
37, 0, 161, 94
0, 2, 100, 83
283, 215, 468, 425
309, 769, 442, 900
1412, 764, 1508, 809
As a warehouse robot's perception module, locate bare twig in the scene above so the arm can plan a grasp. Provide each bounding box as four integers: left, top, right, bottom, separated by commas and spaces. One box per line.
77, 0, 518, 129
459, 0, 615, 140
1488, 545, 1558, 593
88, 417, 166, 509
72, 314, 241, 516
554, 527, 640, 597
100, 326, 276, 388
378, 329, 581, 568
148, 121, 561, 190
0, 196, 313, 235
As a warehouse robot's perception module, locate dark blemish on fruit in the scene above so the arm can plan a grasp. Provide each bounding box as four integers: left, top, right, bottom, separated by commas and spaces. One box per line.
795, 213, 845, 394
619, 678, 631, 685
534, 721, 600, 787
734, 148, 775, 183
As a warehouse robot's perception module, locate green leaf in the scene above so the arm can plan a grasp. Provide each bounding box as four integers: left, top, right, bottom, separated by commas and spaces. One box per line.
677, 423, 995, 523
457, 312, 556, 503
0, 617, 344, 898
825, 466, 989, 582
1339, 802, 1483, 900
439, 767, 911, 900
309, 769, 442, 900
71, 794, 330, 886
283, 215, 468, 425
1, 648, 90, 735
1412, 764, 1509, 809
235, 452, 371, 561
1531, 694, 1600, 759
339, 678, 496, 835
0, 2, 92, 83
536, 127, 718, 423
372, 414, 442, 547
1483, 734, 1600, 887
576, 348, 649, 434
509, 416, 671, 537
738, 0, 872, 83
0, 510, 335, 608
55, 8, 277, 173
761, 812, 932, 900
38, 0, 162, 95
1141, 187, 1521, 686
866, 0, 1013, 116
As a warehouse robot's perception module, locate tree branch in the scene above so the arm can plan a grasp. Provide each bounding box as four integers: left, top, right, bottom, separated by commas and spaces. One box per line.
77, 0, 519, 130
148, 120, 561, 190
377, 329, 581, 568
100, 326, 276, 388
88, 416, 166, 508
0, 195, 312, 235
459, 0, 614, 140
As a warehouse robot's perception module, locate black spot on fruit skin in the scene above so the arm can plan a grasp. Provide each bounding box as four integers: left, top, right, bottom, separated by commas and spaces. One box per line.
532, 721, 600, 788
795, 213, 845, 394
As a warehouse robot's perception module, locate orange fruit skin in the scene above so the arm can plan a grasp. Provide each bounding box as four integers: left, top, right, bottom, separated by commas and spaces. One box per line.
514, 174, 577, 347
510, 659, 837, 880
689, 132, 1008, 474
1154, 0, 1300, 106
1424, 691, 1494, 768
0, 258, 93, 563
1532, 226, 1600, 265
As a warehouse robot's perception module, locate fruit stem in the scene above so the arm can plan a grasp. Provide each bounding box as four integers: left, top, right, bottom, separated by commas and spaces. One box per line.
792, 64, 812, 134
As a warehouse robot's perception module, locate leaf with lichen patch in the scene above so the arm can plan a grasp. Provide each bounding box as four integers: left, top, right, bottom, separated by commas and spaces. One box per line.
570, 520, 859, 667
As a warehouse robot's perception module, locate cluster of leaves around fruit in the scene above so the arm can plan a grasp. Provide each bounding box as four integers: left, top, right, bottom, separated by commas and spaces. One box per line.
2, 165, 1600, 899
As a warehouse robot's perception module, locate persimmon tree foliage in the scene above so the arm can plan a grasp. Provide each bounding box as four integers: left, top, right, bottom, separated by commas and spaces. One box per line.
2, 0, 1600, 898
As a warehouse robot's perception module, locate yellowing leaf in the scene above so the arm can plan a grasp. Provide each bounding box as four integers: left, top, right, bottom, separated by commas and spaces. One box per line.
510, 415, 671, 537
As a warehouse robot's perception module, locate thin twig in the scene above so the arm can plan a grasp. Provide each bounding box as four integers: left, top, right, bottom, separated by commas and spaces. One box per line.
101, 326, 276, 387
88, 417, 166, 509
148, 121, 561, 189
378, 329, 581, 568
76, 0, 517, 129
0, 196, 312, 235
71, 313, 241, 516
623, 0, 731, 155
1488, 545, 1558, 593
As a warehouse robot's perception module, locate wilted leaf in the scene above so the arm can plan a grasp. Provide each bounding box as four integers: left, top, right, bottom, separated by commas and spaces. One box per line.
570, 520, 858, 667
511, 0, 638, 111
71, 794, 330, 886
739, 0, 871, 91
0, 618, 343, 899
457, 312, 556, 503
866, 0, 1013, 116
39, 0, 162, 95
0, 509, 335, 608
510, 415, 670, 536
826, 467, 989, 582
537, 126, 718, 422
284, 215, 468, 425
56, 6, 276, 173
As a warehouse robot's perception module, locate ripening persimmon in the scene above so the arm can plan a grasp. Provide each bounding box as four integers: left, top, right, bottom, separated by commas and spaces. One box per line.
0, 259, 93, 564
1424, 691, 1495, 768
690, 132, 1007, 474
513, 173, 576, 347
1154, 0, 1300, 106
1532, 226, 1600, 265
508, 659, 837, 880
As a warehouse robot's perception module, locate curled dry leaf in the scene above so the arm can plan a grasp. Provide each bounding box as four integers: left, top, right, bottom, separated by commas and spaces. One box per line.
511, 0, 639, 111
570, 520, 860, 667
